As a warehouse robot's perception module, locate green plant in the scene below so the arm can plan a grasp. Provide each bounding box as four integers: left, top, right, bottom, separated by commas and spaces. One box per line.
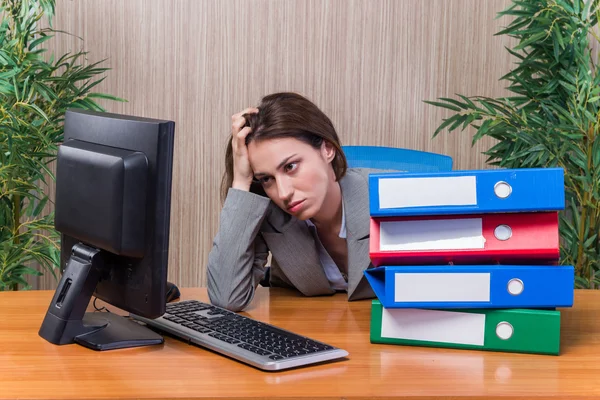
0, 0, 123, 290
426, 0, 600, 288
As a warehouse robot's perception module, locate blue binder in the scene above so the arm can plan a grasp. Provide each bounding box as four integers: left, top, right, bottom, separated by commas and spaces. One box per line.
364, 265, 574, 309
369, 168, 565, 217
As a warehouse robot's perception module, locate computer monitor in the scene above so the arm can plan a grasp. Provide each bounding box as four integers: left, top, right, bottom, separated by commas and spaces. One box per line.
38, 108, 175, 351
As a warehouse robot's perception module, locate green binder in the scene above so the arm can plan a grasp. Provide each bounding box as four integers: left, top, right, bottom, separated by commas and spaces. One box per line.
371, 300, 561, 355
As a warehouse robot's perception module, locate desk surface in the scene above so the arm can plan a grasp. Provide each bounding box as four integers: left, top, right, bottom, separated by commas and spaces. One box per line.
1, 288, 599, 399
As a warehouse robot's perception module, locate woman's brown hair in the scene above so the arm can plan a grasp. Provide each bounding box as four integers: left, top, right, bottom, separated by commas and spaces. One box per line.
220, 92, 347, 202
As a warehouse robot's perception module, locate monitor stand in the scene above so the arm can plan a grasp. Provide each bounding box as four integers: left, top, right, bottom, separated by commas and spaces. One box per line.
38, 243, 164, 350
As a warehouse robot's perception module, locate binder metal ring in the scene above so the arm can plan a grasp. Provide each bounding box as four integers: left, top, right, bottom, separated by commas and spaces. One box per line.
507, 278, 524, 295
494, 181, 512, 199
494, 224, 513, 241
496, 322, 514, 340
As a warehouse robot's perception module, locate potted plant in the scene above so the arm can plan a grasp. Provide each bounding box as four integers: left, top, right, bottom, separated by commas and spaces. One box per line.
0, 0, 123, 289
426, 0, 599, 288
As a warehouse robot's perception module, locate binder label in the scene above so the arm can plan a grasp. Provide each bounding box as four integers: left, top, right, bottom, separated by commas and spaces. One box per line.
394, 272, 491, 302
379, 218, 485, 251
378, 176, 477, 209
381, 308, 486, 346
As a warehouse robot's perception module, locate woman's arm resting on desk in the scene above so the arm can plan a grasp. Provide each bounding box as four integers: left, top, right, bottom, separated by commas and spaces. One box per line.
207, 188, 270, 311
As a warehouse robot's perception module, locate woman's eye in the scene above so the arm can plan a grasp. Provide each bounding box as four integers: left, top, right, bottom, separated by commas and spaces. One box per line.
284, 162, 297, 172
259, 177, 272, 184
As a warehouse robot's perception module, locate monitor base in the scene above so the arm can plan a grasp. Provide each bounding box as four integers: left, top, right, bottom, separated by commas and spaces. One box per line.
39, 243, 163, 350
75, 312, 163, 351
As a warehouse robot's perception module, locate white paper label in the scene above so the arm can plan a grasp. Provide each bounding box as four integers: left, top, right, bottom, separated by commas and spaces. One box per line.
394, 272, 491, 302
378, 176, 477, 209
379, 218, 485, 251
381, 308, 486, 346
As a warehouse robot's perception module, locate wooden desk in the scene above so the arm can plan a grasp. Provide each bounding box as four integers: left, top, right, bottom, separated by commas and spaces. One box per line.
0, 288, 598, 399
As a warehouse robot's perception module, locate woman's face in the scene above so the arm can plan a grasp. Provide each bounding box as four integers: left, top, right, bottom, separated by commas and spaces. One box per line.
248, 137, 336, 220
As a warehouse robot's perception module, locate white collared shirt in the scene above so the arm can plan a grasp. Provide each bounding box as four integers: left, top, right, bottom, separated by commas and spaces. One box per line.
305, 204, 348, 291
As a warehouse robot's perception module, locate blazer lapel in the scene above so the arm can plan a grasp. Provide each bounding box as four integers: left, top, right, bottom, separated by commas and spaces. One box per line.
262, 207, 334, 296
340, 169, 374, 299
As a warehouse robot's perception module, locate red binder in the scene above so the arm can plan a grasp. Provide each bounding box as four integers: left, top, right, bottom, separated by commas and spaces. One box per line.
369, 212, 559, 266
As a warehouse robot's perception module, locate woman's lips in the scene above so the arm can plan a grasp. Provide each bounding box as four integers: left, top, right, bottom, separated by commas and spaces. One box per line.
287, 200, 305, 213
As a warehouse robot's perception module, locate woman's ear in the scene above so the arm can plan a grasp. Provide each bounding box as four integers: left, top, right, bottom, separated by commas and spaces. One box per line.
321, 140, 336, 163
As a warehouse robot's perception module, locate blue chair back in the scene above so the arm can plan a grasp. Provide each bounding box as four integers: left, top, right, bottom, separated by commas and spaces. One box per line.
342, 145, 453, 172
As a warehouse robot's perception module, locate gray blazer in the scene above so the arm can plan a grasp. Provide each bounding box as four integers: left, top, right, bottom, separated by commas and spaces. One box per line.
207, 168, 375, 311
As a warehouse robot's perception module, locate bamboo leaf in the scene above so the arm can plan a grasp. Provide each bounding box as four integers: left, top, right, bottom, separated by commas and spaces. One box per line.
558, 80, 578, 92
515, 31, 549, 50
584, 234, 598, 249
471, 119, 493, 144
432, 117, 458, 136
449, 115, 468, 131
86, 92, 127, 102
28, 34, 53, 50
423, 100, 463, 112
436, 97, 470, 109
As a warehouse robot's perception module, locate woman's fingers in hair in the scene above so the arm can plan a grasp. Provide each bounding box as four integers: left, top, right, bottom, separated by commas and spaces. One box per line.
231, 107, 259, 122
236, 126, 252, 141
231, 107, 259, 135
232, 127, 251, 156
231, 116, 247, 132
230, 110, 257, 191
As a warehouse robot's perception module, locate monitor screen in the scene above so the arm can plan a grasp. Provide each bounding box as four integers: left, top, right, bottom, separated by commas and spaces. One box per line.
39, 109, 175, 351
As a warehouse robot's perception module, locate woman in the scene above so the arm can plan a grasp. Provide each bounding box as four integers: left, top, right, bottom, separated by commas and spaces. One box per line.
207, 92, 375, 311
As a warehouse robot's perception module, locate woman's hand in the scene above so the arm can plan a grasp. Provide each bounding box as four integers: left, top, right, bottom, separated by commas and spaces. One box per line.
231, 107, 259, 191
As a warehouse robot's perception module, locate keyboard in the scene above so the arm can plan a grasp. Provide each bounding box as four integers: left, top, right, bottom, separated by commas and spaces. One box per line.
130, 299, 349, 371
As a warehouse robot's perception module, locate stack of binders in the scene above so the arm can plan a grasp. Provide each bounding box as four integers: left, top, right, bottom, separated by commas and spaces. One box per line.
364, 168, 575, 355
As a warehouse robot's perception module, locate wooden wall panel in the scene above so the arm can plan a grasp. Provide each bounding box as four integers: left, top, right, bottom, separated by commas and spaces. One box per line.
37, 0, 514, 289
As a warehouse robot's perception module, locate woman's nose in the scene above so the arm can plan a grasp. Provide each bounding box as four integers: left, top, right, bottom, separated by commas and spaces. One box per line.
277, 177, 293, 201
